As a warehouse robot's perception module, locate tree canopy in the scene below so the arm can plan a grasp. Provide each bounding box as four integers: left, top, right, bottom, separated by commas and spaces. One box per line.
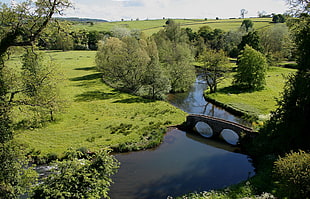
234, 45, 268, 90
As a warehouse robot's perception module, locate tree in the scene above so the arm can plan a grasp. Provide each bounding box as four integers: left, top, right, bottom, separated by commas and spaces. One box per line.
238, 31, 263, 53
241, 19, 254, 32
233, 45, 268, 90
96, 36, 150, 93
199, 49, 229, 93
153, 20, 195, 92
31, 149, 119, 199
253, 8, 310, 155
241, 9, 248, 18
0, 1, 71, 197
273, 14, 286, 23
260, 24, 293, 63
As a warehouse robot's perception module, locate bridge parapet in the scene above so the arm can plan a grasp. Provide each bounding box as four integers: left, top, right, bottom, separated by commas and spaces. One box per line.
185, 114, 258, 145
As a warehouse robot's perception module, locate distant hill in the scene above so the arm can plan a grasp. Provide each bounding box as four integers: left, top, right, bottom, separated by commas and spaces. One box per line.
55, 17, 108, 23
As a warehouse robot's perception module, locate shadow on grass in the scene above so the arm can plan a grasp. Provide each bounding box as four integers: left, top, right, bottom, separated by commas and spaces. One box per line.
216, 85, 258, 94
70, 73, 102, 81
75, 91, 119, 102
113, 97, 155, 104
74, 66, 97, 71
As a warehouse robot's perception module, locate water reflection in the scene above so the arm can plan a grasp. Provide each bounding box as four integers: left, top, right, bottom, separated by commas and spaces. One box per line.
167, 76, 246, 124
109, 130, 254, 199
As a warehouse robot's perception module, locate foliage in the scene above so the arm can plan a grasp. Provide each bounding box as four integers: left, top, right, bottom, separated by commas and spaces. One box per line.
252, 11, 310, 155
241, 19, 254, 32
234, 45, 268, 90
259, 24, 293, 64
17, 48, 62, 127
0, 1, 71, 198
273, 150, 310, 198
96, 36, 149, 93
199, 49, 229, 93
96, 35, 170, 98
272, 14, 286, 23
0, 141, 37, 199
153, 20, 196, 92
238, 31, 263, 53
31, 149, 119, 199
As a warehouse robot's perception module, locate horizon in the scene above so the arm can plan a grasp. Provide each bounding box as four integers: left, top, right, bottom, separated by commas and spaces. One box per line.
3, 0, 289, 22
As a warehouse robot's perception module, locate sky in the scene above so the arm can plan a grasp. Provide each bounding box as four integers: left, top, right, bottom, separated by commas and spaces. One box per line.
4, 0, 289, 21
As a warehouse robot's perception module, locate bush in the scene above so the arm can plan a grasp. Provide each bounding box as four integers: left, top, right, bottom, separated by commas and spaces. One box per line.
273, 150, 310, 198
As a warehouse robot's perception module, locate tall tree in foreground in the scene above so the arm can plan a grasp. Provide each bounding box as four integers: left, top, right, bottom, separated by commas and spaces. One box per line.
252, 0, 310, 155
233, 45, 268, 90
0, 1, 71, 197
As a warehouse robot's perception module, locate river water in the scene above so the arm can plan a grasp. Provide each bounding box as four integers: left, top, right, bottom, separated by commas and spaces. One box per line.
109, 77, 255, 199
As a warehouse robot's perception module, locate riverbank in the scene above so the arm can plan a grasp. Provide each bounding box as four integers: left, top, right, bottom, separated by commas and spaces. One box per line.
13, 51, 187, 162
204, 66, 296, 124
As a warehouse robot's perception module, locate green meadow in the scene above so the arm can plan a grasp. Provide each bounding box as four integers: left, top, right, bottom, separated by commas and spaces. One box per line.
205, 66, 296, 122
73, 18, 273, 35
14, 51, 187, 158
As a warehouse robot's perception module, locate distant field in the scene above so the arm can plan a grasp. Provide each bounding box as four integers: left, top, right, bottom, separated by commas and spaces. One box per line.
72, 18, 273, 35
14, 51, 187, 157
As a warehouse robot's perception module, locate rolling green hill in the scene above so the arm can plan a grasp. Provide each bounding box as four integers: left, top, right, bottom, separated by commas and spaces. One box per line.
71, 18, 273, 35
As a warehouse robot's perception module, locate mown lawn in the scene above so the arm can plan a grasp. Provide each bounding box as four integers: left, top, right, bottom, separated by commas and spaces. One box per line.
205, 66, 296, 121
14, 51, 187, 157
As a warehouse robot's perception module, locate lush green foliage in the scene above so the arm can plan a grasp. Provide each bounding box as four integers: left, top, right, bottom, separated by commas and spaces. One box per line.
273, 150, 310, 198
0, 1, 71, 198
238, 31, 263, 53
96, 36, 170, 99
153, 20, 196, 92
31, 149, 119, 199
199, 49, 229, 93
0, 142, 37, 198
259, 24, 292, 64
234, 45, 268, 90
252, 14, 310, 155
241, 19, 254, 32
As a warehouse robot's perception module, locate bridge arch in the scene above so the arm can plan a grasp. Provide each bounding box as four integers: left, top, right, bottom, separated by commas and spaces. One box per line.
185, 114, 258, 145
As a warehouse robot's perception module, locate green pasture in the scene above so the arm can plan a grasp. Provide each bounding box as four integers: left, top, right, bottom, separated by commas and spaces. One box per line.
206, 66, 296, 121
72, 18, 273, 35
14, 51, 187, 157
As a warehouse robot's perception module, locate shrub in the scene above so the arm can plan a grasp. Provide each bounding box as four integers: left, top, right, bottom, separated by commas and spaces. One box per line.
273, 150, 310, 198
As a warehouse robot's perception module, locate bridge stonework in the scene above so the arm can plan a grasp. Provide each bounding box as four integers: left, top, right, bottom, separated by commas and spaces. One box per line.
185, 114, 258, 145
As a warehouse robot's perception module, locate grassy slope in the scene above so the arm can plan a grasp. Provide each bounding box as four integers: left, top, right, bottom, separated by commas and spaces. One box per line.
73, 18, 273, 35
206, 67, 296, 121
14, 51, 187, 157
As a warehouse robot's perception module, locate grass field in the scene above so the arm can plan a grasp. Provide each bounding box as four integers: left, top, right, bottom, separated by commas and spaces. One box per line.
205, 66, 296, 121
13, 51, 187, 158
73, 18, 273, 35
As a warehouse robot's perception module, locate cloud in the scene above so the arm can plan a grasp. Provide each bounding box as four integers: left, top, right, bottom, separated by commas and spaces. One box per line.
65, 0, 288, 21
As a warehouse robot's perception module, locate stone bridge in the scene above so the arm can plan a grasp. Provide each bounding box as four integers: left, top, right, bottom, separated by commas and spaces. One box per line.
184, 114, 258, 145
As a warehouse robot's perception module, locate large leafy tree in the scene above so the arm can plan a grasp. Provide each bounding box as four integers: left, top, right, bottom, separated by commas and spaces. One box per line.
254, 5, 310, 155
199, 49, 229, 93
0, 1, 71, 197
96, 36, 150, 93
233, 45, 268, 90
153, 20, 195, 92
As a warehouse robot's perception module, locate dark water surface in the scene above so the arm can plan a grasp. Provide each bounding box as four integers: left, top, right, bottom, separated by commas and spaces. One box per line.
109, 130, 254, 199
109, 77, 255, 199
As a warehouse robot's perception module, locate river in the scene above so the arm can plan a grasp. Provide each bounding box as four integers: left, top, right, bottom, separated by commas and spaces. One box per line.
109, 77, 255, 199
